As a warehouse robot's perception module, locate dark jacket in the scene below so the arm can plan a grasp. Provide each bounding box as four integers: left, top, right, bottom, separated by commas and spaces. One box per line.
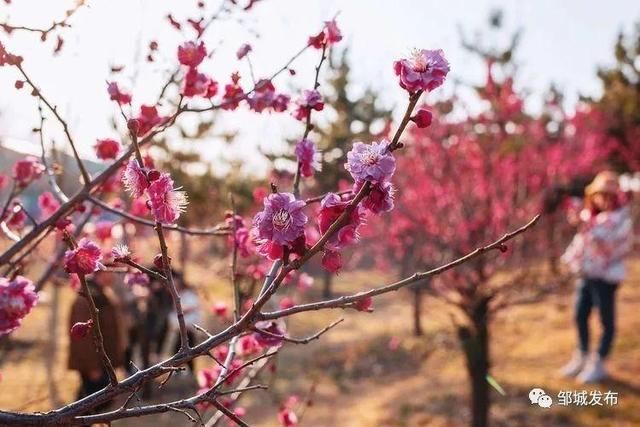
68, 282, 125, 373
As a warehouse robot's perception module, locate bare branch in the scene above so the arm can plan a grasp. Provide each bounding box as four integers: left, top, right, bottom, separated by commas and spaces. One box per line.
260, 216, 540, 320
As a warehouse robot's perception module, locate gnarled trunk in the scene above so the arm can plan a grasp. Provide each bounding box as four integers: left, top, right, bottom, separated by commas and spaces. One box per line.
457, 297, 490, 427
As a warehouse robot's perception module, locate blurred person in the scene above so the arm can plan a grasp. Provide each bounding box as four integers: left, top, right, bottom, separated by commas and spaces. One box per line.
560, 171, 633, 383
68, 270, 126, 411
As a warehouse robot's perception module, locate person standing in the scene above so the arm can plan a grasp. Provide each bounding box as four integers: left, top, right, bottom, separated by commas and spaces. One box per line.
560, 171, 633, 383
68, 270, 125, 410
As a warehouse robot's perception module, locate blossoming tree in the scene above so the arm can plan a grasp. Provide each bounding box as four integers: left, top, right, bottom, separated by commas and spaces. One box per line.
0, 2, 538, 425
364, 30, 615, 427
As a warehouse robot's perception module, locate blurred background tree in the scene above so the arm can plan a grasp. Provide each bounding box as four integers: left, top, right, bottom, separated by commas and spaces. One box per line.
590, 23, 640, 170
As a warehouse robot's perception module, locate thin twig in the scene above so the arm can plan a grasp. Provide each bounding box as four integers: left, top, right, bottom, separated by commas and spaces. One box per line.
76, 273, 118, 385
252, 318, 344, 344
260, 216, 541, 320
155, 222, 189, 351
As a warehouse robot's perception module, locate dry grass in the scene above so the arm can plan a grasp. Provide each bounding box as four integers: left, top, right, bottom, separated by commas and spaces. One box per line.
1, 260, 639, 426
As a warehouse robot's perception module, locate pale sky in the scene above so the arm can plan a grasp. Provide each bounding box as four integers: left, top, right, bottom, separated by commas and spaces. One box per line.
0, 0, 638, 176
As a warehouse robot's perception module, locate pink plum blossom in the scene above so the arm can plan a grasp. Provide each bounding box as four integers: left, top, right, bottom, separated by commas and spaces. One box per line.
177, 41, 206, 67
293, 89, 324, 121
106, 82, 132, 105
94, 138, 121, 160
122, 159, 149, 198
318, 193, 365, 251
0, 276, 38, 336
345, 140, 396, 183
252, 193, 307, 247
38, 191, 60, 220
147, 173, 188, 224
393, 49, 449, 93
12, 156, 44, 187
64, 238, 103, 275
294, 138, 321, 178
182, 68, 218, 98
357, 180, 395, 214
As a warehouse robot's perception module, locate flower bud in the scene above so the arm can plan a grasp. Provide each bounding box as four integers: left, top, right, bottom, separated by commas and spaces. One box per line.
354, 296, 373, 312
127, 119, 140, 136
153, 253, 170, 270
70, 319, 93, 340
411, 108, 433, 128
147, 169, 161, 181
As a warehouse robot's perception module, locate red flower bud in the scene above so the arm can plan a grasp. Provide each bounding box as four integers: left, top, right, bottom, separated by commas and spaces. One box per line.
147, 169, 161, 181
70, 319, 93, 340
14, 80, 23, 89
411, 108, 433, 128
354, 296, 373, 312
55, 217, 72, 230
127, 119, 141, 136
153, 254, 170, 270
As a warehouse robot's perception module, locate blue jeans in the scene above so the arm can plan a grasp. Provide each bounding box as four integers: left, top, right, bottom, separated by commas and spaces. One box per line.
575, 277, 619, 358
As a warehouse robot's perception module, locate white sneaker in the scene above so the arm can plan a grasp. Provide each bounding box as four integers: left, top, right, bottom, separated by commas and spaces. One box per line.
560, 351, 587, 377
577, 355, 608, 383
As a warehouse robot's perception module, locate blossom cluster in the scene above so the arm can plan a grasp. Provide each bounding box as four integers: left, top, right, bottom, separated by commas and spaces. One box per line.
122, 159, 188, 225
178, 41, 218, 98
249, 48, 449, 275
0, 276, 38, 336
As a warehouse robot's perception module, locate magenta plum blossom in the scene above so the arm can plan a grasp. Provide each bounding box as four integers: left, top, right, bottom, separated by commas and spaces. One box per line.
182, 68, 218, 98
111, 244, 131, 260
253, 320, 286, 347
293, 89, 324, 121
38, 191, 60, 220
94, 138, 121, 160
122, 159, 149, 198
356, 180, 395, 214
345, 140, 396, 183
318, 192, 365, 251
253, 192, 307, 247
308, 19, 342, 49
247, 80, 290, 113
12, 156, 44, 187
147, 173, 188, 225
321, 250, 342, 273
64, 238, 103, 275
133, 105, 167, 136
0, 276, 38, 336
294, 138, 321, 178
94, 221, 114, 241
177, 41, 206, 67
393, 49, 450, 93
4, 202, 26, 230
106, 81, 132, 105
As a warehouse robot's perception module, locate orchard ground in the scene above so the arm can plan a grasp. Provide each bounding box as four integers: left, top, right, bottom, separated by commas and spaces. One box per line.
1, 258, 639, 426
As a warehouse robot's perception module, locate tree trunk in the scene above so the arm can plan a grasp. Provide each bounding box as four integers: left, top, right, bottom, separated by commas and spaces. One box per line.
412, 287, 423, 336
322, 270, 333, 299
457, 297, 490, 427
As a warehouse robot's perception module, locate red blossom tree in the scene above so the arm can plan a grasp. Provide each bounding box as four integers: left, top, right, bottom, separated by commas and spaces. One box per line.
364, 29, 616, 427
